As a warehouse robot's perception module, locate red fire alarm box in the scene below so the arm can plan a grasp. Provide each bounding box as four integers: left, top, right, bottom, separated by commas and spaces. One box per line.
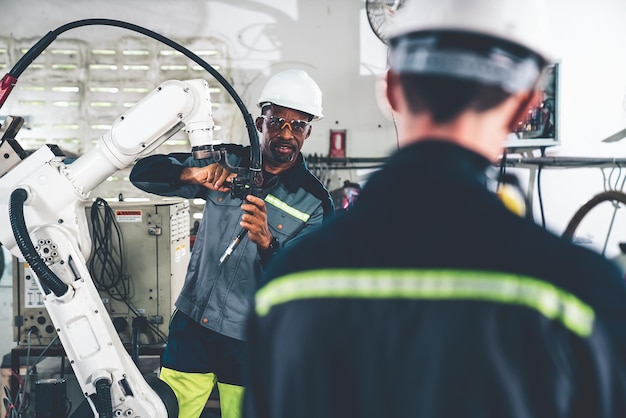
329, 129, 346, 158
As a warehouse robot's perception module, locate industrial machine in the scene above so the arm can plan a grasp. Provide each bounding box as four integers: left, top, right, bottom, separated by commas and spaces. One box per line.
1, 79, 211, 418
13, 199, 191, 347
0, 18, 263, 418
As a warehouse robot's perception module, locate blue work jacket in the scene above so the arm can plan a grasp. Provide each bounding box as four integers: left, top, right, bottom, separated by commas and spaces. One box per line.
130, 144, 333, 340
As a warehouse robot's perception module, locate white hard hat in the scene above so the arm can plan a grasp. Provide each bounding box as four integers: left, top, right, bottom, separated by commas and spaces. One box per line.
257, 69, 324, 120
386, 0, 553, 93
387, 0, 553, 61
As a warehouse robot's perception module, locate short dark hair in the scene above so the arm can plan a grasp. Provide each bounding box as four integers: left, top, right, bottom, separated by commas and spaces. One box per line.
398, 74, 511, 124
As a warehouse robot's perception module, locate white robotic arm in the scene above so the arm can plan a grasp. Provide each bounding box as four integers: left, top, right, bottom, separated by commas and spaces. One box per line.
1, 78, 216, 257
65, 79, 216, 198
0, 78, 218, 417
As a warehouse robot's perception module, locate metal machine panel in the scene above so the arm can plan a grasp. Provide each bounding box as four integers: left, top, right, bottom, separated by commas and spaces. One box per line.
13, 199, 190, 346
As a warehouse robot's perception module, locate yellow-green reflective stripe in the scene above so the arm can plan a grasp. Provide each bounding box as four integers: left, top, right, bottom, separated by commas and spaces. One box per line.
255, 269, 595, 338
265, 194, 310, 222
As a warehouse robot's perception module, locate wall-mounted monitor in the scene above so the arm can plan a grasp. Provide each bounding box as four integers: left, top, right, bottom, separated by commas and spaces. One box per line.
504, 61, 560, 149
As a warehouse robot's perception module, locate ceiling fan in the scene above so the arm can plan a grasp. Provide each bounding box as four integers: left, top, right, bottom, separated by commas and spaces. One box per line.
365, 0, 407, 45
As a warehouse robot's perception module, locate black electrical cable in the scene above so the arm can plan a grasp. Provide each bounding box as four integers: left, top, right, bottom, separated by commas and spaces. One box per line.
9, 188, 68, 296
131, 322, 142, 365
88, 198, 168, 343
0, 244, 4, 282
536, 164, 546, 229
498, 149, 508, 190
536, 146, 547, 229
88, 198, 127, 299
16, 333, 61, 416
131, 316, 149, 365
125, 301, 168, 344
6, 18, 261, 175
60, 355, 65, 378
15, 329, 34, 415
94, 378, 113, 418
6, 18, 264, 266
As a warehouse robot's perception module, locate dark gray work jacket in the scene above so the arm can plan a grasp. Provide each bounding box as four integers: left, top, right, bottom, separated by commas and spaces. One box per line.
130, 144, 333, 340
245, 141, 626, 418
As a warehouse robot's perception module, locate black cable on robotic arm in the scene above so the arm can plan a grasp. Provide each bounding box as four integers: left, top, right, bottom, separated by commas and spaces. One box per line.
6, 19, 263, 268
94, 378, 113, 418
6, 18, 261, 173
8, 188, 69, 297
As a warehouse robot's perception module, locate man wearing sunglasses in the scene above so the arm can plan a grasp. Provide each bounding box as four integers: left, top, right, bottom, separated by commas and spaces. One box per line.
129, 69, 334, 418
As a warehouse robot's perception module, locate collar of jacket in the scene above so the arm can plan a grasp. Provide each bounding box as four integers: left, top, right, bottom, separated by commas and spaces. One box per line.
395, 140, 492, 176
266, 153, 308, 194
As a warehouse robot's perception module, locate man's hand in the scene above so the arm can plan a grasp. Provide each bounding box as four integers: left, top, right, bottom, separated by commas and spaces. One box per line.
180, 163, 236, 192
240, 195, 273, 249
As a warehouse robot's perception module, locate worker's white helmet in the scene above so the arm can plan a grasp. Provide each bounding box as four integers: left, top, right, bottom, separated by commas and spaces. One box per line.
257, 69, 324, 120
386, 0, 553, 93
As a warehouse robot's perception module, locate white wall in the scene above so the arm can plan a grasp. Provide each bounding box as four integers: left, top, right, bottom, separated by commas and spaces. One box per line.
0, 0, 397, 158
0, 0, 626, 256
526, 0, 626, 258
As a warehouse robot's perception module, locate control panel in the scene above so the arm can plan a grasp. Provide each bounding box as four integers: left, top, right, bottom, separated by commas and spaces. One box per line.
13, 199, 191, 346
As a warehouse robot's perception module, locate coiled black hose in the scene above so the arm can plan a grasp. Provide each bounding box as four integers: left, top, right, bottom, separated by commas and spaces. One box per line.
9, 188, 69, 296
94, 378, 113, 418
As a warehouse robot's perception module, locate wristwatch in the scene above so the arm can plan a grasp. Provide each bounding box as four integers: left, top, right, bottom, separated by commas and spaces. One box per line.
266, 236, 280, 253
259, 236, 280, 264
259, 236, 280, 265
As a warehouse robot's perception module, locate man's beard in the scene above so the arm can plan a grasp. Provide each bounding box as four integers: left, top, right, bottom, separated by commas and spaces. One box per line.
268, 141, 297, 163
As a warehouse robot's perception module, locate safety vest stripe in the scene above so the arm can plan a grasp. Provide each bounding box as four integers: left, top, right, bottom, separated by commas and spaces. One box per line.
265, 194, 310, 222
255, 269, 595, 338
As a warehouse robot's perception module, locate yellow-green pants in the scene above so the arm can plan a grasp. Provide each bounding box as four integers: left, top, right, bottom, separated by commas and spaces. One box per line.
160, 367, 244, 418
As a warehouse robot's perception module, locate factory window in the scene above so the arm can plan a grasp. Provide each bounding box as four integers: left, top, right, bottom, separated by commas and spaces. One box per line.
0, 35, 233, 202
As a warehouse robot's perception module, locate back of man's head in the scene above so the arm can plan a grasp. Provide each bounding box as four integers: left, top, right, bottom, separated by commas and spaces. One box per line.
386, 0, 552, 122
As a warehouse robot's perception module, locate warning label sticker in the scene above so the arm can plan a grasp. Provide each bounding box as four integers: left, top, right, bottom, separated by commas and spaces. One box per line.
24, 267, 45, 307
115, 209, 142, 222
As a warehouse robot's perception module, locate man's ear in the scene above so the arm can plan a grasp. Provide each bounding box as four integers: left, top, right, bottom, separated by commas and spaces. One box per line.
508, 89, 541, 132
385, 70, 402, 113
255, 116, 264, 133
